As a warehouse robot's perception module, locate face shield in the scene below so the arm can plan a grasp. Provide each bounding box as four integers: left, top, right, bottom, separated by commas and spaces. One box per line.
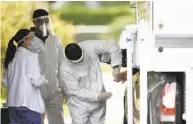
17, 32, 35, 44
33, 15, 54, 37
17, 32, 44, 54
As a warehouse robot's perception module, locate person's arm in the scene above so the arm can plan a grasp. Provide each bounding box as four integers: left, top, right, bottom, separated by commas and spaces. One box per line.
86, 40, 122, 67
28, 54, 47, 88
59, 66, 98, 102
56, 36, 65, 68
55, 36, 66, 92
84, 40, 122, 82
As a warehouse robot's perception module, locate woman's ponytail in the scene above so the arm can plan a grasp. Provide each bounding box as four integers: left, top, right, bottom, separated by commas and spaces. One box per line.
4, 29, 31, 69
4, 37, 17, 69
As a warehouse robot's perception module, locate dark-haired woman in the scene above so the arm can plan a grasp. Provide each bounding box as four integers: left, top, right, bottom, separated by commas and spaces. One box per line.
2, 29, 47, 124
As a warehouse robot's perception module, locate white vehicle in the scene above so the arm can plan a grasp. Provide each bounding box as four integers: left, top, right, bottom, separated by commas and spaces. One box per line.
121, 1, 193, 124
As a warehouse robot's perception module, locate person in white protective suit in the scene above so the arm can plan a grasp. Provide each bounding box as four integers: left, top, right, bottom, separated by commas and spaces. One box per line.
32, 9, 65, 124
59, 40, 123, 124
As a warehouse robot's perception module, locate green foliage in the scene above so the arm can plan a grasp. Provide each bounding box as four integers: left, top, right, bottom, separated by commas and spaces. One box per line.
1, 2, 35, 52
54, 4, 134, 25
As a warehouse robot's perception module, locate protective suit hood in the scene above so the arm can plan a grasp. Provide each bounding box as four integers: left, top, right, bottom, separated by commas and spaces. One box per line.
63, 49, 91, 78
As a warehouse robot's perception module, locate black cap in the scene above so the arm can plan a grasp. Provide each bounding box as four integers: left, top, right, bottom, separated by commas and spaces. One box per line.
13, 29, 31, 43
33, 9, 49, 19
65, 43, 82, 60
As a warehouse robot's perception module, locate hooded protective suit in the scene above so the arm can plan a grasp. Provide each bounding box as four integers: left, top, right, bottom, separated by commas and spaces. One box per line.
59, 40, 122, 124
32, 9, 66, 124
37, 34, 65, 124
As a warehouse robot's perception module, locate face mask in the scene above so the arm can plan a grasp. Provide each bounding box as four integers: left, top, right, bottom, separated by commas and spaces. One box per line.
28, 37, 44, 54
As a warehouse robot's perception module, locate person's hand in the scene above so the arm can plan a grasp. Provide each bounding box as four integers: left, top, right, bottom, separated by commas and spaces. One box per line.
95, 92, 112, 101
112, 67, 127, 83
120, 71, 127, 83
112, 67, 122, 82
112, 70, 127, 83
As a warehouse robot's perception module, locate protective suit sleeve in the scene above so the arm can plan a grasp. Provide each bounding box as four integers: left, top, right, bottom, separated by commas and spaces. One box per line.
28, 55, 44, 88
59, 69, 98, 102
56, 36, 66, 91
56, 37, 65, 68
2, 69, 8, 88
89, 40, 122, 67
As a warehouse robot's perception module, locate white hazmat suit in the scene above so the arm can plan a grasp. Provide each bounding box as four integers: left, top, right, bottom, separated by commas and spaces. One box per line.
59, 40, 122, 124
37, 34, 65, 124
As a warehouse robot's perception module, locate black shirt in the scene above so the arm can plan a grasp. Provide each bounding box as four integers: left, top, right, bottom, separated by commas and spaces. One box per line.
34, 31, 50, 44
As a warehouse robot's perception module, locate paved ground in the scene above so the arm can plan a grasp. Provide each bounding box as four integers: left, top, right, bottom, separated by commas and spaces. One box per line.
44, 72, 127, 124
